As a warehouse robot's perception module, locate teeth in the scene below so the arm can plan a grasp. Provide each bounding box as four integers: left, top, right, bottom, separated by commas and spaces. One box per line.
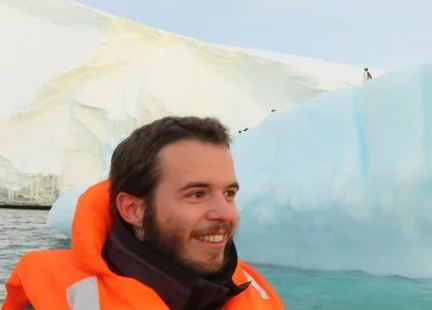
196, 234, 225, 243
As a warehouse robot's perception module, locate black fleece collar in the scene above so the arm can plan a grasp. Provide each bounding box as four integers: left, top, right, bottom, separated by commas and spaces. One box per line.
103, 218, 250, 310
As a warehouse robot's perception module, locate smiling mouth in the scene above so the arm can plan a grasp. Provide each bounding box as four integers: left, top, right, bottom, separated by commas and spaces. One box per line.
194, 233, 226, 243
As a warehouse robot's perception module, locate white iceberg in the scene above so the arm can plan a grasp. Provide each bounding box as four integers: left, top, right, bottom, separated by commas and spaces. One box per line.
0, 0, 381, 206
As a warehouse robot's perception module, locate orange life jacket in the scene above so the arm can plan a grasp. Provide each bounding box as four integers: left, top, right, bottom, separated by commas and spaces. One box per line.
2, 180, 285, 310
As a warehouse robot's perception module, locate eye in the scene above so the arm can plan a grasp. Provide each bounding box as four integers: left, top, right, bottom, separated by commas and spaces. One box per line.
188, 191, 206, 199
224, 189, 237, 200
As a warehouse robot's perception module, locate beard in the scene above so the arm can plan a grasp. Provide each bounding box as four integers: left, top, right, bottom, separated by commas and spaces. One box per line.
142, 197, 234, 275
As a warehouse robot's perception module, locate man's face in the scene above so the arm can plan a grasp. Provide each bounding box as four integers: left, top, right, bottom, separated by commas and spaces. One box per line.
145, 140, 240, 274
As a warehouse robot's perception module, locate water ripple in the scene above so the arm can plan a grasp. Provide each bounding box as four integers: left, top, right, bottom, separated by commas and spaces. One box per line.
0, 209, 68, 302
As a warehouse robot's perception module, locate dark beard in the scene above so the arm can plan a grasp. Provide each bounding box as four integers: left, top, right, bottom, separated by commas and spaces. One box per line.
142, 197, 233, 275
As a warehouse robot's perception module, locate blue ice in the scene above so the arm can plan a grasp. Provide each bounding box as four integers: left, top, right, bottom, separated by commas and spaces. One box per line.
47, 62, 432, 278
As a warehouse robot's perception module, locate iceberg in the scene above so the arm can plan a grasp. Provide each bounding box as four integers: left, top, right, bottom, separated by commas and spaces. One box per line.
0, 0, 381, 206
232, 62, 432, 279
46, 135, 127, 233
46, 184, 91, 236
49, 62, 432, 278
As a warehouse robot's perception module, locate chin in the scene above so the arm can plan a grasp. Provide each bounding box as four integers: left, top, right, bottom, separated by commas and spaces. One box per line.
189, 258, 224, 274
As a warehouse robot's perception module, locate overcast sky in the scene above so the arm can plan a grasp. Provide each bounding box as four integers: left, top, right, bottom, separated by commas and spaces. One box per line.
80, 0, 432, 70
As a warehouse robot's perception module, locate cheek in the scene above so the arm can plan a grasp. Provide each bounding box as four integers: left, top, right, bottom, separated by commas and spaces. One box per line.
167, 211, 204, 240
233, 210, 240, 225
162, 212, 193, 235
154, 194, 204, 235
231, 213, 240, 231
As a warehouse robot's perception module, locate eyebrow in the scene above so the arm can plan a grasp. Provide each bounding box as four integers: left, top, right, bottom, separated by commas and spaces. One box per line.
177, 181, 240, 192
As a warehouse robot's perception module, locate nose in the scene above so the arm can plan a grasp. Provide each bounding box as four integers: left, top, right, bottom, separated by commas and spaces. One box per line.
205, 193, 238, 224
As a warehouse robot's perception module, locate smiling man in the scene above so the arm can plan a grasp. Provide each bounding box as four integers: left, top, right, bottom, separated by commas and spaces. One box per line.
3, 116, 285, 310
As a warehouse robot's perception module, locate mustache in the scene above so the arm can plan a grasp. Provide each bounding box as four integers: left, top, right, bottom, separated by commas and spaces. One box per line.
192, 222, 233, 236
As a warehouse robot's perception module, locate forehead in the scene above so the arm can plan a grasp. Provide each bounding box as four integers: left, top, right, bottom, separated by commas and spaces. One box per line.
157, 140, 236, 187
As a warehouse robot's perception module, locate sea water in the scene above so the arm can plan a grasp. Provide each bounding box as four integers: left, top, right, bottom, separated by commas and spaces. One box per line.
1, 209, 432, 309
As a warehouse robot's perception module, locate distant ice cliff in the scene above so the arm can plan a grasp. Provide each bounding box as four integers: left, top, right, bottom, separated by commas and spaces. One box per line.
0, 0, 382, 205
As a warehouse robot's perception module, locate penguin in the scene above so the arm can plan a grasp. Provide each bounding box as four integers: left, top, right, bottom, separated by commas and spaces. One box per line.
363, 68, 372, 82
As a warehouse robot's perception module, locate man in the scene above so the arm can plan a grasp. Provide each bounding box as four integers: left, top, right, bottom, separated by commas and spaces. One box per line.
3, 116, 285, 310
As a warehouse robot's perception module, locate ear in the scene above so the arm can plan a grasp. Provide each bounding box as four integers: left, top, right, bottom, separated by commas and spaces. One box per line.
116, 192, 145, 228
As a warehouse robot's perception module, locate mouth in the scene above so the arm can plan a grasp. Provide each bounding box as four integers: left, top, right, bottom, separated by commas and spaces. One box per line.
193, 232, 227, 244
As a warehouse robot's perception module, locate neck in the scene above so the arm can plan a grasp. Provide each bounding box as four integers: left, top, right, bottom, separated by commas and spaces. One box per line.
103, 217, 249, 310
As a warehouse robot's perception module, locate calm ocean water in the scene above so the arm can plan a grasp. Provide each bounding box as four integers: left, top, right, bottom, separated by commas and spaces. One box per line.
1, 209, 432, 309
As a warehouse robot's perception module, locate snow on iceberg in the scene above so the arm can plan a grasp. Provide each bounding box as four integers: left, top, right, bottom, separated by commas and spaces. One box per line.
49, 61, 432, 278
0, 0, 380, 206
